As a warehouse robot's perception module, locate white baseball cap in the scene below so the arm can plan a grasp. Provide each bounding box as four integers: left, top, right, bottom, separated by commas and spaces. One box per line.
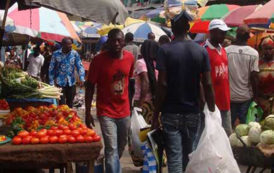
208, 19, 231, 31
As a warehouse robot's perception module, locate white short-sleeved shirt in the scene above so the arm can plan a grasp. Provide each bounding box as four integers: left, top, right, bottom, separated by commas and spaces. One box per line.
27, 54, 45, 78
225, 45, 259, 102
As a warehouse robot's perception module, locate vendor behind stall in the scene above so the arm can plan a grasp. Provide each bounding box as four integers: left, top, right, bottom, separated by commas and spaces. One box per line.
5, 47, 22, 69
257, 36, 274, 117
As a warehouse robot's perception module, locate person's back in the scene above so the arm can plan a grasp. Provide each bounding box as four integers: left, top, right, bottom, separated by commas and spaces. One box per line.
124, 43, 139, 61
226, 45, 259, 102
158, 40, 209, 114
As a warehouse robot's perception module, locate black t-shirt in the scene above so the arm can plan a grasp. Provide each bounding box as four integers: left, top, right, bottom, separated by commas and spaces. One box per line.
157, 40, 210, 114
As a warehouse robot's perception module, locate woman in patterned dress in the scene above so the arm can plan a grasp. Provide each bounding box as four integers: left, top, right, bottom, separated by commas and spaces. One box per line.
257, 36, 274, 117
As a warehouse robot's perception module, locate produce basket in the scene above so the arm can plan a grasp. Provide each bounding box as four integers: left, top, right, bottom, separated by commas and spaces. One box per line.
232, 131, 274, 173
6, 98, 57, 111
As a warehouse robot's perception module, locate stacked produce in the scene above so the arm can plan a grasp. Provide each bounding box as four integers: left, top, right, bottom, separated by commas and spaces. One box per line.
4, 105, 101, 145
0, 99, 9, 110
229, 115, 274, 147
0, 67, 62, 99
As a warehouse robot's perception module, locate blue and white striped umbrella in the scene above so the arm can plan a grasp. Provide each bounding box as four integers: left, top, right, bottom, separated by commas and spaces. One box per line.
122, 22, 167, 42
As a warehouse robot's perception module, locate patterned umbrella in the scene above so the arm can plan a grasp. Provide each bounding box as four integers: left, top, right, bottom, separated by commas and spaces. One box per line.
197, 4, 240, 21
223, 5, 261, 27
244, 0, 274, 28
1, 3, 80, 42
190, 4, 239, 33
122, 22, 166, 42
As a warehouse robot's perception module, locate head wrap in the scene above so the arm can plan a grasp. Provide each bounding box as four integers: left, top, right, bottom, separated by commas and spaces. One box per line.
261, 36, 274, 47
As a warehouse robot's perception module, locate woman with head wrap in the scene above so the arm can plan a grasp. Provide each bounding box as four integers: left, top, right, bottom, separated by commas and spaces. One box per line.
257, 36, 274, 117
129, 40, 159, 166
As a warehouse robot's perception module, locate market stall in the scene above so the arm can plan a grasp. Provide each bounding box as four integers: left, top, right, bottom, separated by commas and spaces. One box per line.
229, 117, 274, 173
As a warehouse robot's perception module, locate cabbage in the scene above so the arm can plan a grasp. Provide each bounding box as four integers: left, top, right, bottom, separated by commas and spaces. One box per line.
235, 124, 249, 137
260, 130, 274, 145
264, 115, 274, 130
229, 133, 242, 147
248, 126, 261, 144
248, 122, 261, 129
240, 136, 252, 147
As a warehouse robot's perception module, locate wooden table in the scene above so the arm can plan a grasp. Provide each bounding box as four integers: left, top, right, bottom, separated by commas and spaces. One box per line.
0, 142, 102, 173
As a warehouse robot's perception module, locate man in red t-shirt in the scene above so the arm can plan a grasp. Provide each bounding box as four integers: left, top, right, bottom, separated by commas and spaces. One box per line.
204, 19, 232, 135
85, 29, 135, 173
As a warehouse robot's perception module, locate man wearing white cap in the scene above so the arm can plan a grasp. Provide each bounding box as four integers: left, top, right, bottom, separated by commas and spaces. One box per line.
203, 19, 232, 135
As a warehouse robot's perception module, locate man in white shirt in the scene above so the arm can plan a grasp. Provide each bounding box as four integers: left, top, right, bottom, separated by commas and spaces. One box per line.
27, 46, 45, 80
226, 25, 259, 126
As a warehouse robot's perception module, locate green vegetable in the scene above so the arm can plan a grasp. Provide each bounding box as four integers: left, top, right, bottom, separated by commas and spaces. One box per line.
260, 130, 274, 145
235, 124, 249, 137
263, 115, 274, 130
248, 126, 261, 144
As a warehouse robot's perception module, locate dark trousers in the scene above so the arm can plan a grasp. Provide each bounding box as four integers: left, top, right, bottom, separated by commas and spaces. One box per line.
231, 99, 252, 126
60, 85, 76, 108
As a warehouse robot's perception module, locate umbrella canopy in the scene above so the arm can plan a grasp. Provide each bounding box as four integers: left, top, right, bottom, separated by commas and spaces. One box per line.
223, 5, 261, 27
97, 24, 124, 36
197, 4, 240, 21
124, 17, 144, 26
244, 0, 274, 28
167, 0, 208, 7
71, 21, 102, 38
1, 3, 80, 42
24, 0, 128, 24
190, 4, 239, 33
122, 22, 166, 42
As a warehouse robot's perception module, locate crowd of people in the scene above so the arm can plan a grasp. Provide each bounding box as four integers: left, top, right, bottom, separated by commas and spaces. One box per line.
1, 9, 273, 172
84, 10, 273, 173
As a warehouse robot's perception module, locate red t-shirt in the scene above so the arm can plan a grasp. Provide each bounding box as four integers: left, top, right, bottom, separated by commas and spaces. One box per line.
205, 45, 230, 111
87, 50, 135, 118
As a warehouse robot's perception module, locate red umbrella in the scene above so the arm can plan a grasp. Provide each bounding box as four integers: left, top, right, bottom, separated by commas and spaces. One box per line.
190, 20, 210, 33
224, 5, 261, 27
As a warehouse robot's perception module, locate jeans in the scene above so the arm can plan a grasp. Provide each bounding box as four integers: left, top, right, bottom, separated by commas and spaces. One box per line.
59, 85, 76, 108
161, 113, 201, 173
98, 116, 130, 173
220, 110, 232, 136
231, 100, 252, 126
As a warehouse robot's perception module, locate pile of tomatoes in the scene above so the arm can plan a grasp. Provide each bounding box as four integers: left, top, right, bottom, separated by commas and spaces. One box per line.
0, 99, 9, 110
12, 124, 101, 145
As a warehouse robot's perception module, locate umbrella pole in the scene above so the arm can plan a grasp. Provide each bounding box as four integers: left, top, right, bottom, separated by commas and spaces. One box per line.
0, 0, 11, 50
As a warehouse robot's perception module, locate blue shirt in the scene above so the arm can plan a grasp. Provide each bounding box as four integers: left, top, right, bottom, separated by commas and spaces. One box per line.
49, 49, 85, 87
157, 40, 210, 114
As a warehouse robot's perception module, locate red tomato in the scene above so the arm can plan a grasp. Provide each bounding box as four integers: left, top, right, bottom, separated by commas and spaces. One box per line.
84, 136, 93, 143
40, 136, 49, 144
31, 137, 40, 144
30, 131, 37, 137
93, 135, 101, 142
22, 136, 32, 144
55, 129, 63, 136
86, 129, 96, 137
64, 129, 71, 135
76, 135, 85, 143
12, 136, 22, 145
67, 136, 76, 143
68, 124, 77, 130
50, 126, 58, 130
58, 135, 67, 143
49, 136, 58, 144
47, 129, 56, 136
79, 124, 87, 129
80, 128, 88, 135
71, 130, 80, 137
37, 129, 47, 138
18, 130, 29, 138
58, 125, 69, 130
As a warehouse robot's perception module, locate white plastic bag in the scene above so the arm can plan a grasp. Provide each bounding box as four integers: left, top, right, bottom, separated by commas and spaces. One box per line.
130, 107, 149, 158
185, 105, 241, 173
